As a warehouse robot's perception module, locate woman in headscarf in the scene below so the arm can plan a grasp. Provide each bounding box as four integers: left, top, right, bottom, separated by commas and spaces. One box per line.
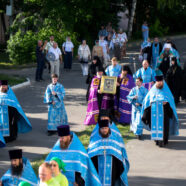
115, 65, 135, 125
166, 57, 183, 104
50, 157, 68, 186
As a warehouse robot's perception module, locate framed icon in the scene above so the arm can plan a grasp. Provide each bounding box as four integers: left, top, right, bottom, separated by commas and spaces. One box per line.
100, 76, 117, 94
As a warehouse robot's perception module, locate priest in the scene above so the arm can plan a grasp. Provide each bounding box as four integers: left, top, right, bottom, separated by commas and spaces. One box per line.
133, 60, 155, 90
88, 119, 129, 186
0, 80, 32, 144
142, 70, 179, 147
45, 125, 101, 186
44, 74, 68, 135
0, 149, 38, 185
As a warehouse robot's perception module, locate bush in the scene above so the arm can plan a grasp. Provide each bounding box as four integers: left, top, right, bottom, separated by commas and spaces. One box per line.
6, 26, 79, 65
7, 30, 37, 65
149, 19, 169, 38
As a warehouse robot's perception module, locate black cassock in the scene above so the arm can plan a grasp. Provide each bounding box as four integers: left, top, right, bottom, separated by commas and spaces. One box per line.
91, 155, 124, 185
4, 106, 20, 143
75, 172, 85, 186
142, 103, 173, 144
166, 65, 183, 104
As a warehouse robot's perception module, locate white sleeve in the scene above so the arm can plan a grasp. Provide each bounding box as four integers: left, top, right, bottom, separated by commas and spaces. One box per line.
62, 42, 65, 47
58, 48, 62, 55
71, 42, 74, 48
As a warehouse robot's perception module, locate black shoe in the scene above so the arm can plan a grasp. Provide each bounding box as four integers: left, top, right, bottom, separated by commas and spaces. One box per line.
137, 135, 142, 140
155, 140, 159, 146
40, 78, 44, 81
158, 141, 164, 147
36, 79, 40, 82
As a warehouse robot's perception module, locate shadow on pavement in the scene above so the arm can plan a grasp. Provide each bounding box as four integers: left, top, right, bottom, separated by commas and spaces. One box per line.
128, 176, 186, 186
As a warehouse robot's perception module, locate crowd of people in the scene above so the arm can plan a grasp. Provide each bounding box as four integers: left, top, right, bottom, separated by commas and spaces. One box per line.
0, 21, 185, 185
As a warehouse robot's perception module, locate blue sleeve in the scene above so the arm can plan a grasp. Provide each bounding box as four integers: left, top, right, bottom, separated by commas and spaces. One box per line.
105, 67, 109, 76
127, 88, 136, 105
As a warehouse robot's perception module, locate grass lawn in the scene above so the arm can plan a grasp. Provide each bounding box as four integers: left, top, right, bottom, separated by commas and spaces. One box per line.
0, 74, 26, 86
31, 124, 135, 174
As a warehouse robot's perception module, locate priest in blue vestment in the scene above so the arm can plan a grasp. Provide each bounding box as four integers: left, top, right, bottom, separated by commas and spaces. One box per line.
88, 119, 129, 186
142, 70, 179, 147
0, 149, 38, 186
44, 74, 68, 136
127, 78, 148, 139
133, 60, 155, 90
0, 131, 5, 148
151, 37, 162, 69
0, 80, 32, 145
45, 125, 101, 186
105, 57, 121, 77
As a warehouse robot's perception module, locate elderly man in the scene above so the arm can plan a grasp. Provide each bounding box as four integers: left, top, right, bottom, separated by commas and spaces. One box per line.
39, 162, 60, 186
0, 149, 38, 185
44, 74, 68, 136
134, 60, 155, 90
105, 57, 122, 77
46, 125, 101, 186
142, 70, 179, 147
36, 40, 47, 82
48, 42, 62, 77
88, 119, 129, 186
0, 80, 32, 144
127, 77, 148, 139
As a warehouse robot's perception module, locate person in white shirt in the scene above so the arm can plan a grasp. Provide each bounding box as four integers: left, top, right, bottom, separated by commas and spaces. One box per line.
99, 36, 109, 66
78, 40, 91, 76
118, 29, 128, 58
45, 35, 55, 73
62, 36, 74, 71
48, 42, 62, 77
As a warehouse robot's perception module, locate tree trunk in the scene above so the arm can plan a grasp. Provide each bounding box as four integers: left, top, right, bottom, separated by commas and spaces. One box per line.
1, 13, 7, 39
127, 0, 137, 39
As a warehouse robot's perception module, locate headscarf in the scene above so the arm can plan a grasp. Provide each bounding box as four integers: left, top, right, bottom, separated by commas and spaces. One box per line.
51, 157, 66, 172
18, 181, 31, 186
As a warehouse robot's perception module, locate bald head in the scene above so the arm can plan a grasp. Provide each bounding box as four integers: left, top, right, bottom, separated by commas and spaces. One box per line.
39, 163, 52, 182
142, 60, 149, 69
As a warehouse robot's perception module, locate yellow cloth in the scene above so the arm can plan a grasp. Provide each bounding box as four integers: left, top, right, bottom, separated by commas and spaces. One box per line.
55, 173, 69, 186
40, 177, 60, 186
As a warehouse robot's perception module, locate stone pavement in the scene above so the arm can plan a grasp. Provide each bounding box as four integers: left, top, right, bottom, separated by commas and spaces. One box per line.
0, 36, 186, 185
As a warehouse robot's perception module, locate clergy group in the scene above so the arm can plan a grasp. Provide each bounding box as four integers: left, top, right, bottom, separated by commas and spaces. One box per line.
0, 37, 181, 185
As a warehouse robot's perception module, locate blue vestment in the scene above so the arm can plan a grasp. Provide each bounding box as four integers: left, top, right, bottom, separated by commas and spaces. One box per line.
88, 128, 129, 186
44, 83, 68, 131
0, 132, 5, 147
142, 25, 149, 41
127, 86, 148, 135
152, 43, 160, 69
0, 87, 32, 144
1, 157, 38, 186
105, 64, 122, 77
141, 81, 179, 139
45, 132, 101, 186
134, 67, 155, 84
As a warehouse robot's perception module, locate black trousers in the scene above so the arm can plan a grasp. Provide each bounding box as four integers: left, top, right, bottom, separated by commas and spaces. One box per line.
64, 52, 72, 69
36, 59, 44, 80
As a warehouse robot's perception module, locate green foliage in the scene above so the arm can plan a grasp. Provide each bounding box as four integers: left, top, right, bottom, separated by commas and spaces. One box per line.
0, 74, 26, 86
149, 19, 169, 37
7, 30, 37, 64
